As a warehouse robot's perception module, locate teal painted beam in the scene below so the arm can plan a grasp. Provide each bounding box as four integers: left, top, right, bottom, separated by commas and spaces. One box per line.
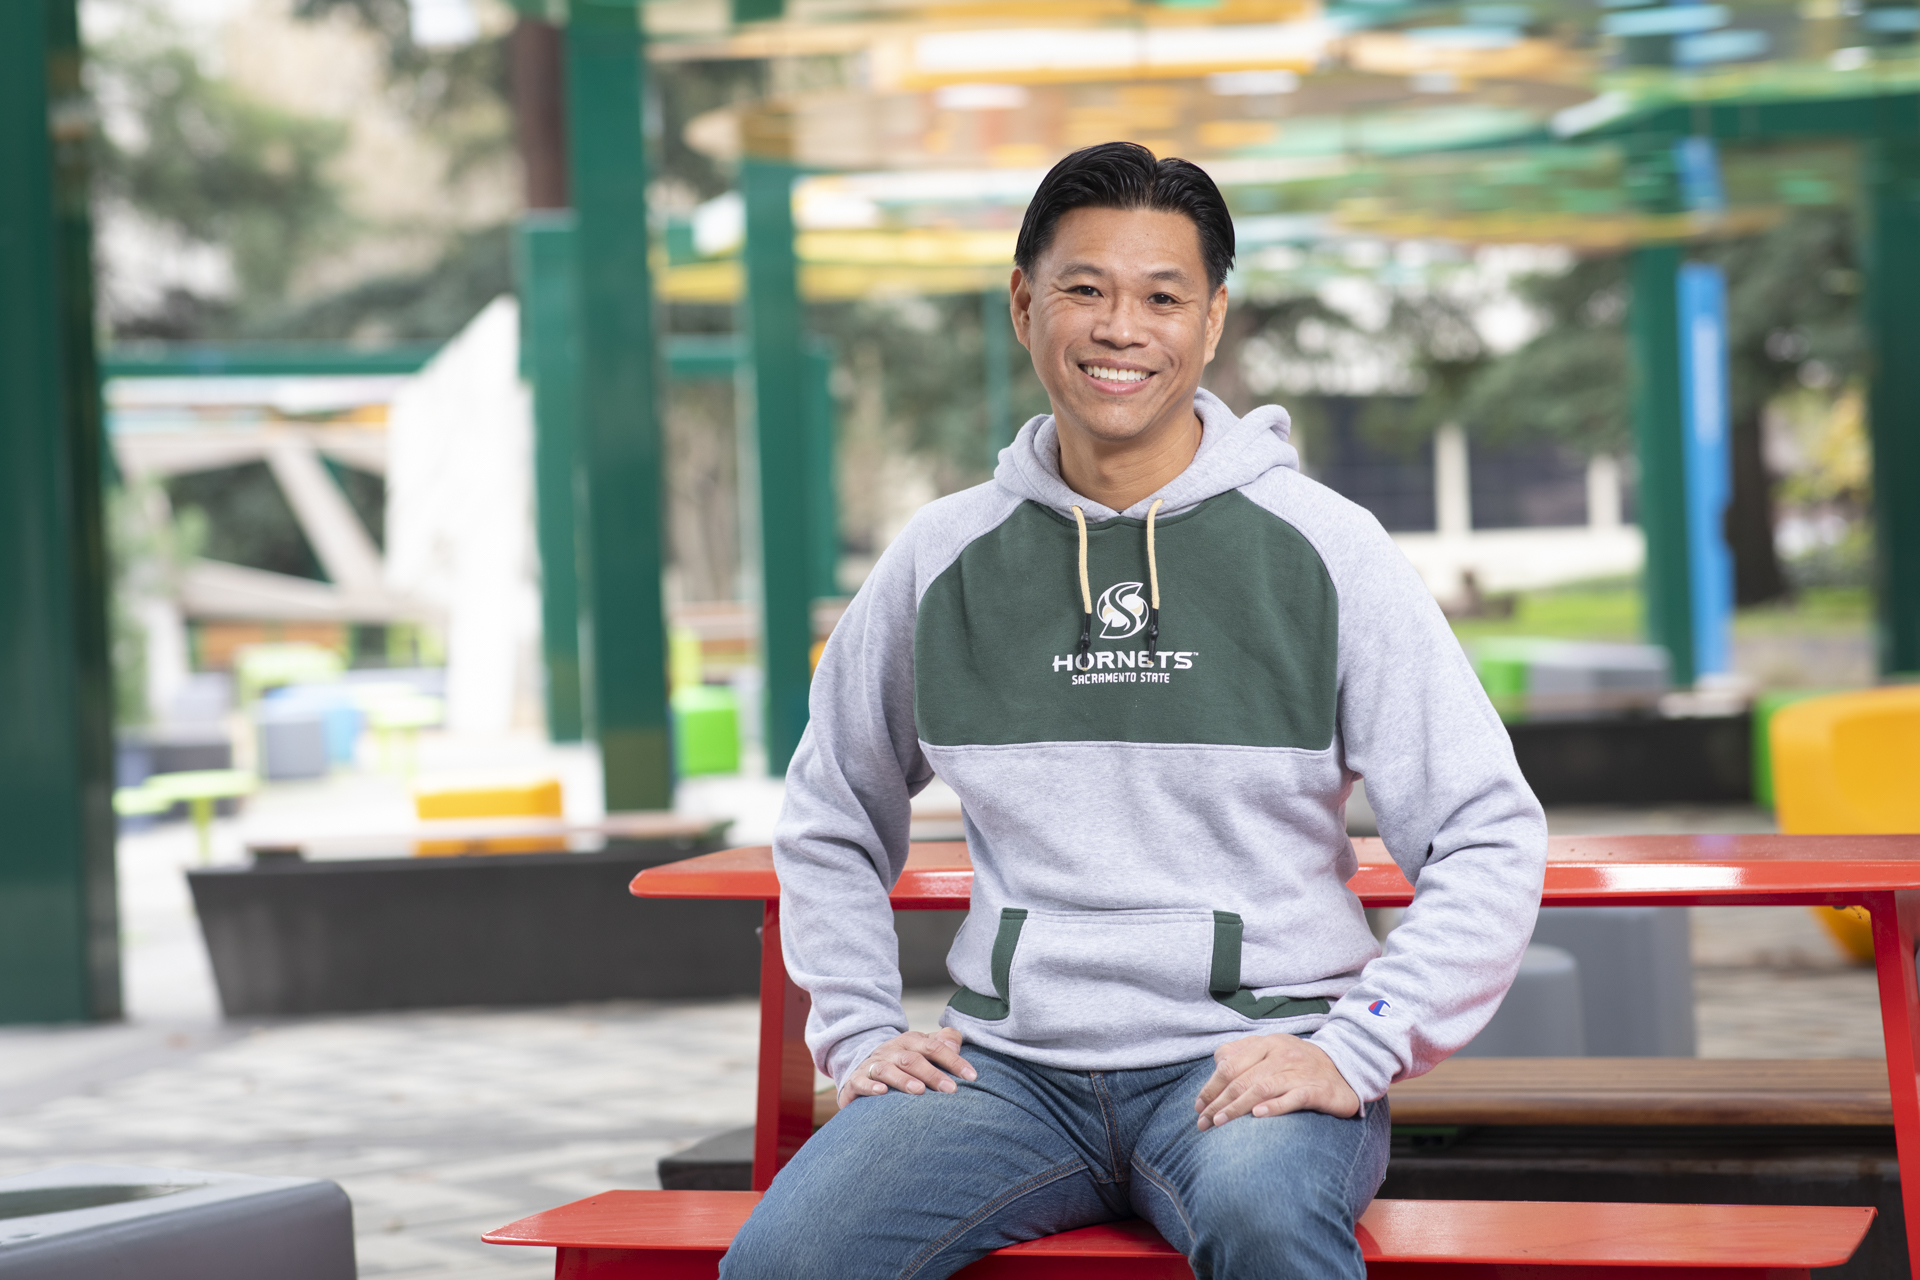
567, 0, 671, 808
669, 334, 744, 381
983, 288, 1014, 467
1628, 243, 1696, 687
1577, 91, 1920, 144
1, 0, 120, 1022
103, 337, 740, 383
743, 158, 813, 775
101, 345, 438, 378
1865, 136, 1920, 675
514, 213, 586, 742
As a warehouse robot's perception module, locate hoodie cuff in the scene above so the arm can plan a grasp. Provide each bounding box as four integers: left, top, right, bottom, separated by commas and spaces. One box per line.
826, 1030, 898, 1093
1308, 1016, 1403, 1105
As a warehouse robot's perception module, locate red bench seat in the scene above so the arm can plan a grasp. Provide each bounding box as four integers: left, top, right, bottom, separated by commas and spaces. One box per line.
484, 1190, 1872, 1280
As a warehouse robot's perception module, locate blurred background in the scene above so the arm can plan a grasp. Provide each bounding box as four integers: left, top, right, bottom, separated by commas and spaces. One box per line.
3, 0, 1918, 1275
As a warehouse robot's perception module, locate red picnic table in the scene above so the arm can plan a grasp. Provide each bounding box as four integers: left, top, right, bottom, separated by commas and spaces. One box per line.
623, 833, 1920, 1271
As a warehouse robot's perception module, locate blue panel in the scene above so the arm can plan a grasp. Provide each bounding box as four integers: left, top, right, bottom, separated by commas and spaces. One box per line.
1678, 263, 1733, 678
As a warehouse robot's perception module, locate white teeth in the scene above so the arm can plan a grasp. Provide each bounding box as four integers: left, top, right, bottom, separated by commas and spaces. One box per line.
1085, 366, 1149, 383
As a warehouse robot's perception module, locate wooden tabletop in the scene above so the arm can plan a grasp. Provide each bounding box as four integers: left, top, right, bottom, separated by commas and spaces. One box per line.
1387, 1057, 1894, 1127
633, 835, 1920, 908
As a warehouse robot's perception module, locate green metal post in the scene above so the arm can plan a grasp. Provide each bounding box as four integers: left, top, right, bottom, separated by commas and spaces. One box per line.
743, 158, 813, 775
1865, 136, 1920, 676
1628, 244, 1695, 686
566, 0, 671, 808
1622, 130, 1695, 686
1, 0, 120, 1021
514, 213, 586, 742
983, 288, 1014, 466
804, 344, 840, 605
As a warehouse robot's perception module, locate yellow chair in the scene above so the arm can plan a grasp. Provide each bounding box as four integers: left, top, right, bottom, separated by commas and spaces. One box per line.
413, 778, 565, 855
1772, 686, 1920, 964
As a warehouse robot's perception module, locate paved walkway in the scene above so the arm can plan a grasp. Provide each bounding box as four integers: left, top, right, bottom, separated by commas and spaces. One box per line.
0, 795, 1886, 1276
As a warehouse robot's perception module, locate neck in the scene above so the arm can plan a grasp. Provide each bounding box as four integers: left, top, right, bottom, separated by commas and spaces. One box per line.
1055, 409, 1204, 512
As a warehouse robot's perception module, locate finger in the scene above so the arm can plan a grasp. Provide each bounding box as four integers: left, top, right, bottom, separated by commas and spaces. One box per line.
1251, 1086, 1315, 1118
1207, 1073, 1288, 1128
871, 1058, 942, 1095
885, 1050, 957, 1093
917, 1034, 977, 1082
1193, 1065, 1235, 1120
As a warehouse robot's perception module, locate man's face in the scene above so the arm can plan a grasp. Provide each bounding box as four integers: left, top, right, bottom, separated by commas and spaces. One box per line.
1011, 205, 1228, 448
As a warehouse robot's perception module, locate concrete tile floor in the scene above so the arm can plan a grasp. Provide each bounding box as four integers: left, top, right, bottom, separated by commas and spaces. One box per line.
0, 798, 1886, 1276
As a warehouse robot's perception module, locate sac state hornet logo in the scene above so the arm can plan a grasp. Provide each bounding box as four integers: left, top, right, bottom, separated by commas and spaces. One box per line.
1095, 582, 1148, 639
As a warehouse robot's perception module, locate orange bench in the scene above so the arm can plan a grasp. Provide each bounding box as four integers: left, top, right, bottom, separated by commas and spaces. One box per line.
485, 1189, 1872, 1278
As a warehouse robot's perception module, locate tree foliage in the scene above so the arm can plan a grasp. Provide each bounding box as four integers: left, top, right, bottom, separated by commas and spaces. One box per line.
92, 24, 349, 335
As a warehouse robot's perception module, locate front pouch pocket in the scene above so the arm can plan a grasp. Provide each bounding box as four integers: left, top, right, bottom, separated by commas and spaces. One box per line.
1209, 911, 1331, 1020
946, 907, 1225, 1052
947, 908, 1027, 1020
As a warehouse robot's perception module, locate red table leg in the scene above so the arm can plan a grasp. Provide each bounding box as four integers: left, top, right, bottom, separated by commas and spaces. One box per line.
752, 900, 817, 1190
1869, 889, 1920, 1278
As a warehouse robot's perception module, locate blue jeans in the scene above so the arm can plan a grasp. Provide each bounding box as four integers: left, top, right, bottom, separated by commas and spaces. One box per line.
719, 1045, 1392, 1280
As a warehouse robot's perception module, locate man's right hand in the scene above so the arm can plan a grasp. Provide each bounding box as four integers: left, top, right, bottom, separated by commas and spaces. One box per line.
838, 1028, 977, 1108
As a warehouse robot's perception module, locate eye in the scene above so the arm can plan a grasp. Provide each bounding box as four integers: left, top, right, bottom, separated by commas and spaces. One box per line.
1071, 285, 1100, 297
1149, 292, 1178, 305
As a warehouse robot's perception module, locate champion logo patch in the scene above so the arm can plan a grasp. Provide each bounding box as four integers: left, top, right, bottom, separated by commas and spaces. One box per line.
1368, 1000, 1391, 1016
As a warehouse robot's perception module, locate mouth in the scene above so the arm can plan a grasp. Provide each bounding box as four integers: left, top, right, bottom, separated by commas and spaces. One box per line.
1079, 363, 1156, 393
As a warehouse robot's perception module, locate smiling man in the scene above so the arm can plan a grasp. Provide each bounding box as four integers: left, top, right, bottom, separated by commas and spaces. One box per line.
719, 142, 1546, 1280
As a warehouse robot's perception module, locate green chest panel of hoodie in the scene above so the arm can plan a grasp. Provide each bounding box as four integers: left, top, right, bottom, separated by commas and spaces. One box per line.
915, 490, 1338, 749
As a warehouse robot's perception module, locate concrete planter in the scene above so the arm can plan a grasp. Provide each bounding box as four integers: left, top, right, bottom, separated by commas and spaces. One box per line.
187, 844, 751, 1016
1508, 712, 1750, 805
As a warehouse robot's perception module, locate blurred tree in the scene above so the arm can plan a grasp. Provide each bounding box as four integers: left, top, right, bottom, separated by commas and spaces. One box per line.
249, 223, 514, 341
290, 0, 513, 180
91, 26, 349, 337
1707, 209, 1862, 605
1446, 209, 1860, 606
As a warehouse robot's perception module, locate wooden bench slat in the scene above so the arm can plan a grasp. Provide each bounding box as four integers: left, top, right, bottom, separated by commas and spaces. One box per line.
1388, 1058, 1892, 1127
485, 1191, 1873, 1277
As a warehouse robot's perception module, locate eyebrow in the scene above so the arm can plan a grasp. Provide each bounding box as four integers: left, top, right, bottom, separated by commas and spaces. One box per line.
1054, 261, 1197, 286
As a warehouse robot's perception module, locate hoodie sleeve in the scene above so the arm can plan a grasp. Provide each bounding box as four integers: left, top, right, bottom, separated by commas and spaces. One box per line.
771, 529, 936, 1090
1303, 511, 1548, 1103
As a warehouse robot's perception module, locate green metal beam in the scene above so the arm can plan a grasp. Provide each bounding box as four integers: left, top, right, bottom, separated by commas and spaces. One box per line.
1580, 91, 1920, 145
669, 334, 744, 381
1865, 136, 1920, 676
100, 345, 438, 379
567, 0, 671, 808
103, 337, 741, 383
514, 213, 586, 743
1, 0, 119, 1022
743, 158, 813, 775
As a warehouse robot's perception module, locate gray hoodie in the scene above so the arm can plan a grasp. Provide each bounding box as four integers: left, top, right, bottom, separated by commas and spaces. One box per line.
773, 389, 1546, 1104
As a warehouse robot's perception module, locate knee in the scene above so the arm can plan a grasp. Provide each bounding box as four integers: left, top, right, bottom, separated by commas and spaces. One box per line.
1179, 1118, 1374, 1279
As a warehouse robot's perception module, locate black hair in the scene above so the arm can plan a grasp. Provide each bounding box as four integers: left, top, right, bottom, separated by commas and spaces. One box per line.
1014, 142, 1235, 292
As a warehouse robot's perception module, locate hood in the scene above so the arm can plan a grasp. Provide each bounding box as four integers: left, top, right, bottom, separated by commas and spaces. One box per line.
991, 387, 1298, 521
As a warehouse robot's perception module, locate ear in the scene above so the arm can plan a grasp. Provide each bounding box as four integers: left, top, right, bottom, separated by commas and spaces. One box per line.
1201, 282, 1229, 366
1009, 267, 1033, 350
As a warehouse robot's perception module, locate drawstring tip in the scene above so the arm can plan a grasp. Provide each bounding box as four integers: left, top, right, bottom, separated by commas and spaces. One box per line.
1146, 606, 1160, 661
1078, 613, 1091, 656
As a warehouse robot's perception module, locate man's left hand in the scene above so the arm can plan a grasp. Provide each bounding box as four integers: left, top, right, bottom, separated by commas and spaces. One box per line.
1194, 1033, 1360, 1129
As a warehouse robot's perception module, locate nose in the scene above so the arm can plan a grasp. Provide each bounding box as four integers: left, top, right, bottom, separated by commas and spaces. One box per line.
1088, 294, 1149, 349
